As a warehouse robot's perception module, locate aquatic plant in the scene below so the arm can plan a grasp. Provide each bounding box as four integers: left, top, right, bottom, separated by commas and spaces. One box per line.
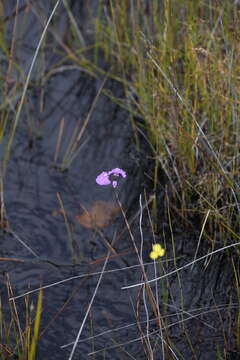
149, 243, 165, 260
1, 1, 239, 359
96, 167, 127, 188
2, 0, 61, 175
0, 278, 43, 360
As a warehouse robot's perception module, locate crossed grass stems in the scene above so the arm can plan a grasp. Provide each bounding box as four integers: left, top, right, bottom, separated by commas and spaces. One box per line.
4, 190, 240, 359
0, 0, 240, 359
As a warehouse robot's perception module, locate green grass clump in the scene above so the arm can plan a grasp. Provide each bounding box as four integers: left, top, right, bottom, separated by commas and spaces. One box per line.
91, 0, 240, 242
0, 279, 43, 360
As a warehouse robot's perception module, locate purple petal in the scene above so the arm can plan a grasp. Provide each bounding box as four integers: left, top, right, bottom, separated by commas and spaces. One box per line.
108, 168, 127, 178
96, 168, 127, 188
96, 172, 111, 186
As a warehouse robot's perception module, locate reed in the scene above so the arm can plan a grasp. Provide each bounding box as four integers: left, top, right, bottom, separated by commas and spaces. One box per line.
90, 0, 240, 244
0, 277, 42, 360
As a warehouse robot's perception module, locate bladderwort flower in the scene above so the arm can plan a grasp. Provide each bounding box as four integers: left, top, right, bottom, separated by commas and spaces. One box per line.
96, 168, 127, 188
150, 243, 165, 260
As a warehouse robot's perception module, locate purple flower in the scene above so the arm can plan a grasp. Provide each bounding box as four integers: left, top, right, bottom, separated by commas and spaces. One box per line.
96, 168, 127, 188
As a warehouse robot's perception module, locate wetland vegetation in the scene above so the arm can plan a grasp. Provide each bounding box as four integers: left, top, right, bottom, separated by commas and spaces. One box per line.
0, 1, 240, 359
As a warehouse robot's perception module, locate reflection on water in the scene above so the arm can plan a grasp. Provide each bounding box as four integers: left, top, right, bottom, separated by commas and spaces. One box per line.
76, 200, 121, 229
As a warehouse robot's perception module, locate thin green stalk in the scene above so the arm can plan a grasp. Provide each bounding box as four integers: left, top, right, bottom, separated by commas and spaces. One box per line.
2, 0, 61, 174
28, 288, 43, 360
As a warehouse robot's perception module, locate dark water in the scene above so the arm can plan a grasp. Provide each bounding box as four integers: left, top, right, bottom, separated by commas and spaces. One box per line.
0, 2, 238, 360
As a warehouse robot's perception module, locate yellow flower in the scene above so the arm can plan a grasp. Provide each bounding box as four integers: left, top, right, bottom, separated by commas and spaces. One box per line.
150, 243, 165, 260
149, 251, 159, 260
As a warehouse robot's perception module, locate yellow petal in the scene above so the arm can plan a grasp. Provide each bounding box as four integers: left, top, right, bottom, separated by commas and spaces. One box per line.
152, 243, 165, 257
158, 248, 165, 257
150, 251, 159, 260
152, 243, 162, 252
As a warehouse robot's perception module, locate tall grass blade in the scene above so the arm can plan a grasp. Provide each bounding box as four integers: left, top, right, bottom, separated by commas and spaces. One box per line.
28, 288, 43, 360
2, 0, 61, 174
